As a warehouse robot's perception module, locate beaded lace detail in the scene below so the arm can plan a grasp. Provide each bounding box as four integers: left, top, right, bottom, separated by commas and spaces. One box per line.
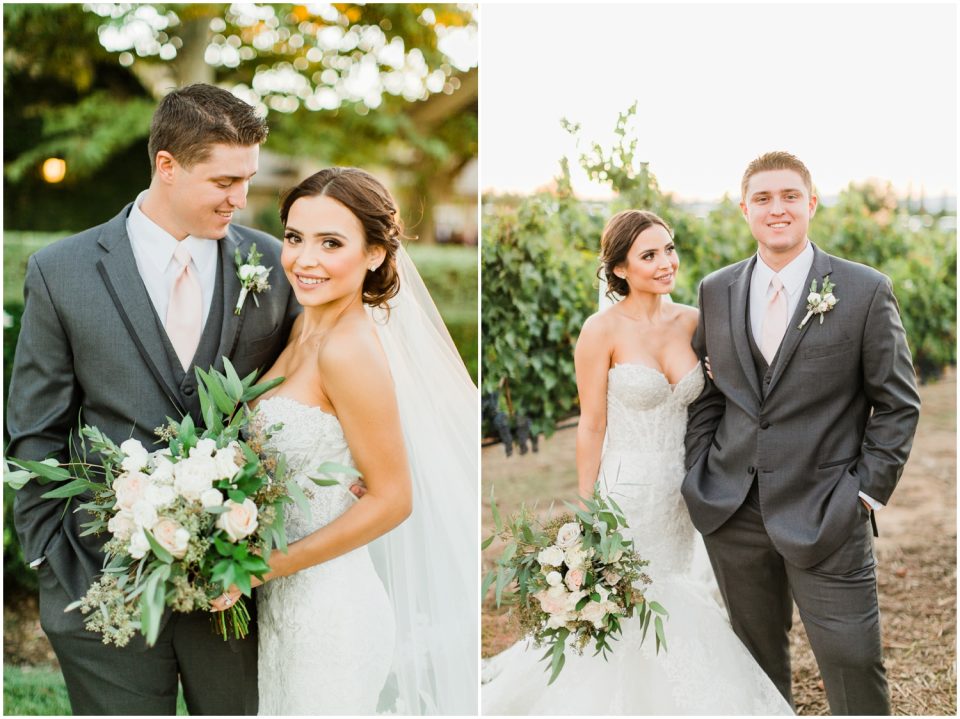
254, 396, 395, 715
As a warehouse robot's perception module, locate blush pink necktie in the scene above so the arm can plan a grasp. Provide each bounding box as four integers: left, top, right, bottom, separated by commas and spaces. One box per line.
760, 275, 787, 364
166, 243, 202, 371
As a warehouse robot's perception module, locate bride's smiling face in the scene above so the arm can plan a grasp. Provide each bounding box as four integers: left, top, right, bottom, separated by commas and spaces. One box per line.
614, 224, 679, 296
281, 195, 385, 307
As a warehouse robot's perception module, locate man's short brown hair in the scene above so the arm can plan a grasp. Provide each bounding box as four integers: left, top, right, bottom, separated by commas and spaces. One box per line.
147, 84, 268, 173
741, 151, 813, 201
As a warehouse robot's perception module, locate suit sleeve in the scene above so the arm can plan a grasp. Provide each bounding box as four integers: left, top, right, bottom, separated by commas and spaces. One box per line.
852, 277, 920, 504
684, 281, 726, 470
7, 254, 82, 564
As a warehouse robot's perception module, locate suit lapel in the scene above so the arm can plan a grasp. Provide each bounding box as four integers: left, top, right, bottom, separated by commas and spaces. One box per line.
727, 257, 762, 402
765, 243, 834, 395
212, 230, 243, 371
96, 205, 186, 416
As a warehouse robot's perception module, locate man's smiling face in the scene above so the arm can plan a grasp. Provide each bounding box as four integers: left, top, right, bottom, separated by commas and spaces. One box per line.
740, 168, 818, 262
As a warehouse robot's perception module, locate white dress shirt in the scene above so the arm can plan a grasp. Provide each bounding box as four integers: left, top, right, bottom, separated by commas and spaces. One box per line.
749, 241, 814, 345
126, 191, 219, 330
748, 241, 881, 510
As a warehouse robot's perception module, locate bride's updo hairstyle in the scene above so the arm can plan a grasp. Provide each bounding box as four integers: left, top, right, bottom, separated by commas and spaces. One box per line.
280, 167, 402, 308
599, 209, 673, 299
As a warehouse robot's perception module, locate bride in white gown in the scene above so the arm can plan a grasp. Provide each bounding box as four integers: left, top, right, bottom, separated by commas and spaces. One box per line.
211, 167, 477, 715
481, 210, 792, 715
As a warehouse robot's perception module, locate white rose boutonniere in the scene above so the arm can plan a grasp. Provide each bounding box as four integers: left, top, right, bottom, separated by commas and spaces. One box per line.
798, 275, 838, 329
234, 244, 272, 315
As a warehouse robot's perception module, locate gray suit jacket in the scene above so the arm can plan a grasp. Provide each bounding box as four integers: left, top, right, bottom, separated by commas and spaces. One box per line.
7, 203, 299, 602
682, 243, 920, 568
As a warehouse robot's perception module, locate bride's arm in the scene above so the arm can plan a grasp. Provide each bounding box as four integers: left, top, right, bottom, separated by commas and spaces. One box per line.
264, 330, 412, 581
574, 314, 612, 501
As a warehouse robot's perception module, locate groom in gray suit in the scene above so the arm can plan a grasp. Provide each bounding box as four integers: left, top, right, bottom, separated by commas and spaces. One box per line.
7, 84, 299, 714
682, 152, 920, 715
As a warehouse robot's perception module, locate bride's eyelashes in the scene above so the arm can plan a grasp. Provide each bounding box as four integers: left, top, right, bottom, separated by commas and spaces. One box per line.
641, 244, 676, 261
283, 231, 302, 245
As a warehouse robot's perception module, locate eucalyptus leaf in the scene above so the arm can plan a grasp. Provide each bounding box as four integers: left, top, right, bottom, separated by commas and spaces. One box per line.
41, 478, 98, 499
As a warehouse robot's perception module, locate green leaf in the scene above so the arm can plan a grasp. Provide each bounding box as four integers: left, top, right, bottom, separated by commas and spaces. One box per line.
240, 375, 285, 404
313, 460, 362, 478
285, 478, 312, 520
655, 615, 667, 652
7, 457, 71, 483
40, 477, 98, 499
206, 373, 238, 415
480, 535, 495, 550
648, 601, 668, 616
223, 357, 244, 402
490, 488, 502, 533
143, 530, 174, 564
481, 569, 497, 599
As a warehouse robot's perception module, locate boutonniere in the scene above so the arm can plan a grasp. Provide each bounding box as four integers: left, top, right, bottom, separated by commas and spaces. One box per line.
234, 244, 272, 315
798, 275, 838, 329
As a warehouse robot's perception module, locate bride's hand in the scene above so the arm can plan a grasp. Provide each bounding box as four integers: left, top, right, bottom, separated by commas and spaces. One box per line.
209, 578, 264, 612
349, 478, 367, 499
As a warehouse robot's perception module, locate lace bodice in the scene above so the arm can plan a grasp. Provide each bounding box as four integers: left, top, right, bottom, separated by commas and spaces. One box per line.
254, 396, 358, 540
253, 395, 395, 715
604, 362, 704, 455
599, 362, 704, 585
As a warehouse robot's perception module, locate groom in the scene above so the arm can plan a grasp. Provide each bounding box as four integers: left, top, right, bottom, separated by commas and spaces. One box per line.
682, 151, 920, 715
7, 84, 299, 714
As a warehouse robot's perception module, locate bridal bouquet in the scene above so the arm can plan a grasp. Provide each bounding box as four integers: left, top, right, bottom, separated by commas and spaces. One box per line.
483, 484, 668, 684
5, 359, 353, 647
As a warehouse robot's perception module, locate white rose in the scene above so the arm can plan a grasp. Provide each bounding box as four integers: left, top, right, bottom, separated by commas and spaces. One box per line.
174, 456, 218, 501
807, 292, 822, 305
131, 500, 158, 530
150, 454, 175, 484
239, 264, 266, 281
545, 571, 563, 587
119, 439, 149, 473
546, 612, 575, 629
554, 522, 582, 549
200, 488, 224, 508
145, 482, 176, 509
823, 293, 837, 307
217, 499, 259, 542
579, 600, 608, 629
214, 444, 242, 480
817, 301, 830, 313
534, 585, 570, 615
107, 511, 136, 541
564, 568, 585, 591
603, 569, 622, 586
128, 529, 150, 559
152, 518, 190, 559
564, 544, 590, 570
537, 545, 565, 568
114, 471, 150, 512
190, 438, 218, 458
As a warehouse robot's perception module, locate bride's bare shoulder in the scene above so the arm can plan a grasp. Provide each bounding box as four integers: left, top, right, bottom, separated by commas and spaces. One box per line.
316, 315, 391, 383
579, 306, 620, 341
670, 303, 699, 331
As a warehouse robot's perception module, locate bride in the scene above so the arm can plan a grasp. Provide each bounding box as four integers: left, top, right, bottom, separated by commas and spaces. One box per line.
211, 167, 477, 715
481, 210, 792, 715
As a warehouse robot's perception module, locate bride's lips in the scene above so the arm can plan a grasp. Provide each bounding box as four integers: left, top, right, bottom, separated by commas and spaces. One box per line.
294, 273, 329, 290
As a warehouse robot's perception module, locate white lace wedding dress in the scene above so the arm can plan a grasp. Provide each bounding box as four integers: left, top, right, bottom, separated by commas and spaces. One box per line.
255, 396, 395, 715
481, 363, 793, 715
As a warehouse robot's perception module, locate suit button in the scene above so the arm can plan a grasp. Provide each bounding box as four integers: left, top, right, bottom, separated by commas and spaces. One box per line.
183, 386, 195, 397
760, 420, 770, 429
748, 466, 756, 475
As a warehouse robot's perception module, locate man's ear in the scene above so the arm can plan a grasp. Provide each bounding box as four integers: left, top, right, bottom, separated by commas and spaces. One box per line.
154, 151, 177, 185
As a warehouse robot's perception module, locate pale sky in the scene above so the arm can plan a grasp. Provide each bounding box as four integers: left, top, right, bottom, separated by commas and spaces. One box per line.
480, 3, 958, 201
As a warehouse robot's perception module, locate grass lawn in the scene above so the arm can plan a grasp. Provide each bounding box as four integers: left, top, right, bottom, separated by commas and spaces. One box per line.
3, 665, 188, 716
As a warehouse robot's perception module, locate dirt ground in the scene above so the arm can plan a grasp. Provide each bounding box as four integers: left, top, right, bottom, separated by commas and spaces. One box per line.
481, 372, 956, 716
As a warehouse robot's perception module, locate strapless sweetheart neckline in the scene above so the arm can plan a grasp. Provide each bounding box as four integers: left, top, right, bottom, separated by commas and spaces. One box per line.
610, 361, 701, 389
256, 394, 338, 420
